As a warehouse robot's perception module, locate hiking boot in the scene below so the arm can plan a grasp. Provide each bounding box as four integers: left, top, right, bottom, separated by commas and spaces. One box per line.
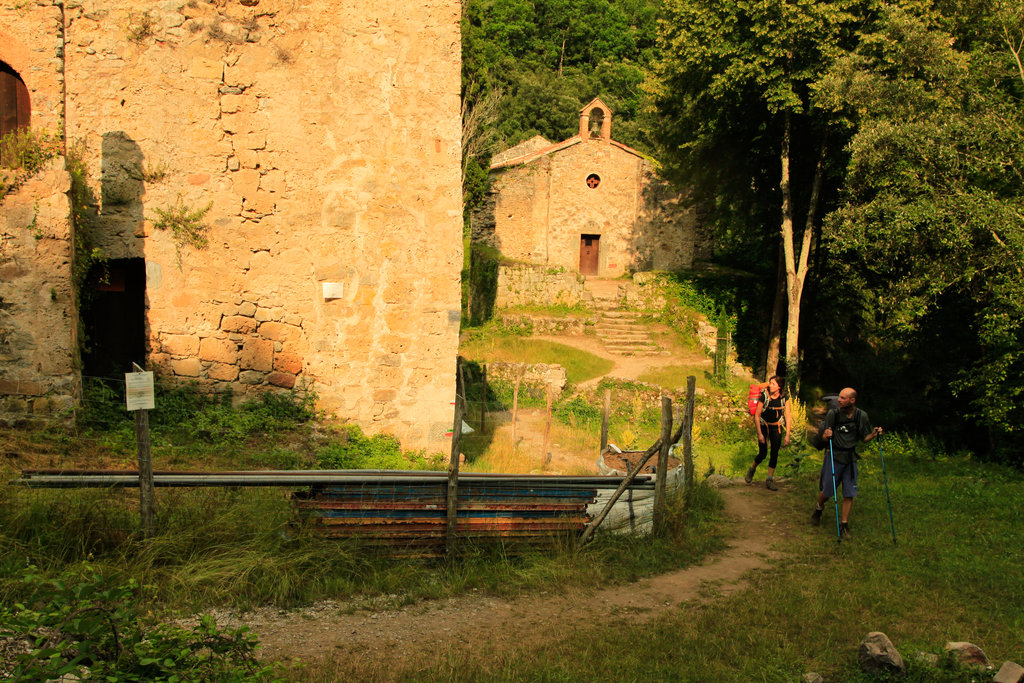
744, 465, 756, 484
840, 522, 852, 540
811, 507, 823, 525
765, 477, 778, 491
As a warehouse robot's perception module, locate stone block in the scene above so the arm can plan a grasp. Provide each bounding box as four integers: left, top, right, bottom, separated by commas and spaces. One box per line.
995, 661, 1024, 683
199, 337, 237, 364
267, 372, 296, 389
238, 370, 264, 385
208, 362, 239, 381
221, 316, 258, 334
237, 301, 257, 317
32, 397, 51, 414
373, 389, 397, 402
244, 190, 276, 214
0, 380, 45, 396
171, 358, 202, 377
232, 169, 260, 198
187, 173, 211, 186
274, 352, 303, 374
946, 642, 991, 669
254, 308, 273, 323
236, 149, 259, 169
240, 338, 273, 371
162, 334, 200, 356
259, 321, 300, 343
189, 57, 222, 80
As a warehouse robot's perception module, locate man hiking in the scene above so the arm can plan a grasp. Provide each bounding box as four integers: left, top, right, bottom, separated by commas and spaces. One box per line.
811, 387, 883, 539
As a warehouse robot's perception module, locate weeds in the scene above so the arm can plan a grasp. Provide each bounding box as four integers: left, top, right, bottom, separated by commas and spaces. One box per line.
0, 127, 61, 196
126, 11, 157, 43
151, 198, 213, 267
0, 565, 278, 680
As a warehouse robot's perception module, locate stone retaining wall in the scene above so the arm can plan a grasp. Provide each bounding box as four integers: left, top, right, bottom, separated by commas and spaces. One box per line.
495, 264, 585, 309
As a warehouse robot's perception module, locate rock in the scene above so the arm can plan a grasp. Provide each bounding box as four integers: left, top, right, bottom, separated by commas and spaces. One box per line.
859, 632, 906, 677
801, 673, 825, 683
994, 661, 1024, 683
945, 641, 991, 668
704, 473, 733, 488
914, 651, 940, 666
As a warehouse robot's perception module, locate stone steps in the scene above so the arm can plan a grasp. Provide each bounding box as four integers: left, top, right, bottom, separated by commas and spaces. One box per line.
584, 277, 664, 356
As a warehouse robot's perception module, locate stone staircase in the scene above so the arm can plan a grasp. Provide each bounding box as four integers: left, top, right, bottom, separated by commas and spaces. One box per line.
584, 279, 664, 356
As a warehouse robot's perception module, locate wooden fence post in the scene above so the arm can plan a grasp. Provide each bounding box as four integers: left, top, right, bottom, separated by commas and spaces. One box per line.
543, 384, 552, 466
600, 389, 611, 452
480, 364, 487, 433
446, 358, 464, 558
683, 376, 696, 493
653, 396, 672, 535
135, 407, 154, 538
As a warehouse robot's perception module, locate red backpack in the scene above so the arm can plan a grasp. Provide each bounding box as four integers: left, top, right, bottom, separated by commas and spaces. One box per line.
747, 382, 768, 415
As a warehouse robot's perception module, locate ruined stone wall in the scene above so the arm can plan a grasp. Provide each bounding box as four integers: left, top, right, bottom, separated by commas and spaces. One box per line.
482, 139, 707, 277
0, 160, 78, 424
494, 264, 585, 308
0, 0, 463, 450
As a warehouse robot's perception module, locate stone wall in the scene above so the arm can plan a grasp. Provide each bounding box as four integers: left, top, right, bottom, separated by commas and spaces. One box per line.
0, 159, 78, 425
494, 264, 585, 309
0, 0, 463, 450
486, 362, 568, 395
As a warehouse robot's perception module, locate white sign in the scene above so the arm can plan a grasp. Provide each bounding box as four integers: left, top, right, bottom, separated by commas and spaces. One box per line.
125, 371, 155, 411
322, 282, 344, 300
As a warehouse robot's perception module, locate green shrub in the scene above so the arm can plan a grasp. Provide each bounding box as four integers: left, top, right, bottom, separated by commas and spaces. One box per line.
315, 424, 443, 470
0, 565, 278, 681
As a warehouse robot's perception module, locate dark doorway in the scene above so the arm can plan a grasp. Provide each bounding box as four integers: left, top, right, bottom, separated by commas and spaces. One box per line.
81, 259, 147, 379
579, 234, 600, 275
1, 62, 32, 161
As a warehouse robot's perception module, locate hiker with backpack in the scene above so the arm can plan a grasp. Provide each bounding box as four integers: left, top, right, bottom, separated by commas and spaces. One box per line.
811, 387, 883, 539
744, 375, 791, 491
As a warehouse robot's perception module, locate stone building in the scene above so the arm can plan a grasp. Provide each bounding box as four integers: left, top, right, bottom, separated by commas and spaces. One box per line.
474, 98, 707, 278
0, 0, 463, 450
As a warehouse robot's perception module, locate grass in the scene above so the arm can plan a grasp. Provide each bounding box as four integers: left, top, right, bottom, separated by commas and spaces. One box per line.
294, 439, 1024, 681
460, 335, 614, 385
637, 362, 717, 392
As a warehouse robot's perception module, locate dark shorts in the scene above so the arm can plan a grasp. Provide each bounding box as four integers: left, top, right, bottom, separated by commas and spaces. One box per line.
819, 457, 858, 499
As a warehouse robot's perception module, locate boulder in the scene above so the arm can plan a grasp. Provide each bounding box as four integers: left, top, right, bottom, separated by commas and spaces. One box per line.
994, 661, 1024, 683
945, 641, 991, 669
859, 632, 906, 677
705, 473, 733, 488
801, 674, 825, 683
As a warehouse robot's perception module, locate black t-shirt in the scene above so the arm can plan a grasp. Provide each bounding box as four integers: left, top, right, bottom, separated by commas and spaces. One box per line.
826, 408, 872, 463
759, 394, 786, 427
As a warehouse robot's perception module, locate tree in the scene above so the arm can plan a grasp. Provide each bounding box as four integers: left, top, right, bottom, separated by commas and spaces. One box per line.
650, 0, 861, 383
815, 2, 1024, 454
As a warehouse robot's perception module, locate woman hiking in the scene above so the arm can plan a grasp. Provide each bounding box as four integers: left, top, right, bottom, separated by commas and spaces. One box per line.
744, 375, 791, 490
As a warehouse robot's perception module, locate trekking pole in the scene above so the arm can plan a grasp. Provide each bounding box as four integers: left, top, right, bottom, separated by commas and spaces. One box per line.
828, 439, 841, 544
878, 435, 897, 546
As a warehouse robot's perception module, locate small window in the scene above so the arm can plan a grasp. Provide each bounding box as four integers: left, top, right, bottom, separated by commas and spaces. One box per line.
586, 173, 601, 189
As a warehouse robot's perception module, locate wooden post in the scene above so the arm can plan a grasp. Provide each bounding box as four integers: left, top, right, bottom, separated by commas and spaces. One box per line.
135, 407, 154, 538
683, 376, 696, 493
653, 396, 672, 535
600, 389, 611, 452
583, 414, 690, 543
480, 364, 487, 434
543, 384, 552, 466
511, 364, 523, 445
128, 362, 155, 539
446, 358, 464, 558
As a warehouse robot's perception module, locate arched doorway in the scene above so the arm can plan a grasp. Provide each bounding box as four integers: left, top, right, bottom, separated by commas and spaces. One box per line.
0, 61, 31, 141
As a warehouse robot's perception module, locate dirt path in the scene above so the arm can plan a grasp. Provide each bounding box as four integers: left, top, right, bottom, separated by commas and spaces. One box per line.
234, 481, 790, 675
230, 325, 781, 675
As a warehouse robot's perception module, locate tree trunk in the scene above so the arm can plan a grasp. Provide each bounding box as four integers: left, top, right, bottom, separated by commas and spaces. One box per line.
779, 113, 825, 390
765, 243, 786, 379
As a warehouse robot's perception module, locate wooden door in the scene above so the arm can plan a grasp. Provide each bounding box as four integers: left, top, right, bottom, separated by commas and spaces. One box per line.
579, 234, 600, 275
0, 63, 31, 141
